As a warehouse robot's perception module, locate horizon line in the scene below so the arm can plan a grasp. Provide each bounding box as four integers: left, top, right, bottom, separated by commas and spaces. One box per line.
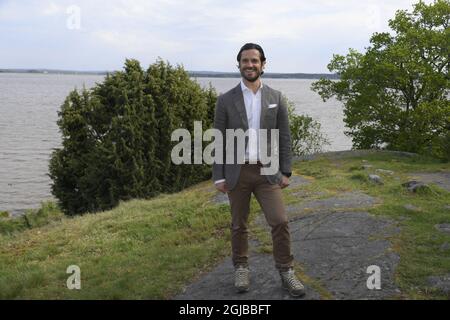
0, 68, 338, 79
0, 68, 336, 75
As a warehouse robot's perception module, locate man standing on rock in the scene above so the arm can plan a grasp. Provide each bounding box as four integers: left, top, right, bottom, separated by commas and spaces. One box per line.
212, 43, 305, 297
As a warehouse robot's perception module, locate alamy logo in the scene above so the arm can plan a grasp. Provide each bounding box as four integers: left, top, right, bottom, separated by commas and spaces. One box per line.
366, 265, 381, 290
66, 265, 81, 290
66, 5, 81, 30
171, 121, 280, 175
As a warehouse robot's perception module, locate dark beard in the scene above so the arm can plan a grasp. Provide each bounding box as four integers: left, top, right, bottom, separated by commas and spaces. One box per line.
240, 68, 261, 82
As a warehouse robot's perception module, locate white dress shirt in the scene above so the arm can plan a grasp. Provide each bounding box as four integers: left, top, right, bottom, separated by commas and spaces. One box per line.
241, 79, 262, 163
215, 79, 262, 185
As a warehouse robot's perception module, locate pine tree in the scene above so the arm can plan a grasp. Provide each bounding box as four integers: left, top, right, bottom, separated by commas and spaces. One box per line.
49, 58, 217, 215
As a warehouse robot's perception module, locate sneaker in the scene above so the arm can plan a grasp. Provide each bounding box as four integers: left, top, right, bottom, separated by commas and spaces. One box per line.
280, 268, 305, 297
234, 265, 250, 293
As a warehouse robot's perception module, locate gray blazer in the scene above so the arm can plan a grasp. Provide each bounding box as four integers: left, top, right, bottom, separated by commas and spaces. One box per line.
212, 83, 292, 191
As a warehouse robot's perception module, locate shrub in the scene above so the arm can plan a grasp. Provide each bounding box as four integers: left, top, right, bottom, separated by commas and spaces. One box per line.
49, 59, 217, 215
287, 98, 330, 156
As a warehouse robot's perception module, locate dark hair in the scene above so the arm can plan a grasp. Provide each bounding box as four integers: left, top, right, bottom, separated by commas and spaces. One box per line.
236, 43, 266, 63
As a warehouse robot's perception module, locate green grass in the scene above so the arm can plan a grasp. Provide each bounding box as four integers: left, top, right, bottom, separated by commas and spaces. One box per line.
0, 182, 231, 299
0, 201, 64, 235
1, 151, 449, 299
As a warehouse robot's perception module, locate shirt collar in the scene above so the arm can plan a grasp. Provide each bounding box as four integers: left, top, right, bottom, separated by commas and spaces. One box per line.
240, 79, 263, 93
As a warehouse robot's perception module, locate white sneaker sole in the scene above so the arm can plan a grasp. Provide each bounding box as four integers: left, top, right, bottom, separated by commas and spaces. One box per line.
282, 283, 306, 297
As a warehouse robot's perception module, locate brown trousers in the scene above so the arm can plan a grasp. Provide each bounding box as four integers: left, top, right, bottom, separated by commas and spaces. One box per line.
227, 163, 294, 271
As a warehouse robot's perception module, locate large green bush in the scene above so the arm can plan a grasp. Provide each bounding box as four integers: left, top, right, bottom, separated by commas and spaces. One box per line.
49, 59, 217, 215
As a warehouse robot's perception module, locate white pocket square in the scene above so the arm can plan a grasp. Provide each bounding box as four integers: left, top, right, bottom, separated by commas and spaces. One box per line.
268, 104, 278, 108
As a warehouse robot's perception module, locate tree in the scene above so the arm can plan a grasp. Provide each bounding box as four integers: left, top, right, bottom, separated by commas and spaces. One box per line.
49, 59, 217, 216
312, 0, 449, 160
286, 98, 330, 156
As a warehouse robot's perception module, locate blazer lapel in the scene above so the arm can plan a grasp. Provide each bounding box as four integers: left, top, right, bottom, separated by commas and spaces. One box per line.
232, 84, 249, 131
260, 85, 270, 129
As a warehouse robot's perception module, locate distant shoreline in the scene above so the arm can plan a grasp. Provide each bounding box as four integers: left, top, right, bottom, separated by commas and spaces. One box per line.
0, 69, 339, 80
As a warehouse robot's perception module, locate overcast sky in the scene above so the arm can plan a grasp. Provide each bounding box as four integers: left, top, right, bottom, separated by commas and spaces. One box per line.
0, 0, 433, 73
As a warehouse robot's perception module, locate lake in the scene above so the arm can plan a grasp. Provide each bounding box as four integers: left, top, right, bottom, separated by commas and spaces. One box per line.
0, 73, 351, 215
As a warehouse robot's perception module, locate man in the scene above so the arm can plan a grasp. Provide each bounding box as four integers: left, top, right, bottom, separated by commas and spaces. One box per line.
212, 43, 305, 297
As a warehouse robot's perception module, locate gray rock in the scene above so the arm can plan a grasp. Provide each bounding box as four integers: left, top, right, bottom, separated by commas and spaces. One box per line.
427, 274, 450, 294
174, 255, 321, 300
376, 169, 394, 175
369, 174, 383, 184
407, 172, 450, 192
290, 190, 327, 198
284, 192, 380, 217
403, 204, 421, 212
444, 205, 450, 210
212, 192, 229, 205
362, 165, 373, 170
289, 211, 401, 300
439, 242, 450, 252
402, 180, 429, 193
435, 224, 450, 234
289, 175, 311, 188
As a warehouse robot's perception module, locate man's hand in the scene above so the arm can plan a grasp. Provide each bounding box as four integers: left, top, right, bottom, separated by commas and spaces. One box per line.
279, 175, 290, 189
215, 181, 229, 193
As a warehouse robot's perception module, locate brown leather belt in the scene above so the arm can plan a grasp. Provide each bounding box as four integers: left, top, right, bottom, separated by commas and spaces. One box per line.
244, 160, 263, 166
